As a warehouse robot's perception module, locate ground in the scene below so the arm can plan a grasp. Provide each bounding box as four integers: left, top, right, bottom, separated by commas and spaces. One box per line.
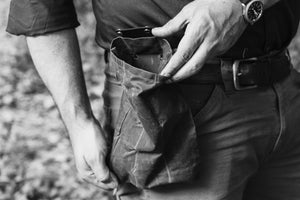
0, 1, 299, 200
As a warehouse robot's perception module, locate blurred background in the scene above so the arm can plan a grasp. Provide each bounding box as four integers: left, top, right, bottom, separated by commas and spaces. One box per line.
0, 1, 109, 200
0, 0, 299, 200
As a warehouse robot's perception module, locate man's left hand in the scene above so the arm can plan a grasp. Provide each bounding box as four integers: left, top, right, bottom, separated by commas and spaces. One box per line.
152, 0, 247, 82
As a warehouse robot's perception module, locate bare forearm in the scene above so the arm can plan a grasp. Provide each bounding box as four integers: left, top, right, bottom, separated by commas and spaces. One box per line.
27, 29, 118, 189
26, 29, 93, 132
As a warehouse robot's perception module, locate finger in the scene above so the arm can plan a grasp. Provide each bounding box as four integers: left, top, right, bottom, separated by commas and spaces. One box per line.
93, 167, 118, 189
77, 157, 117, 190
92, 156, 118, 189
105, 172, 119, 189
160, 23, 204, 77
170, 40, 210, 82
152, 7, 189, 37
81, 173, 115, 190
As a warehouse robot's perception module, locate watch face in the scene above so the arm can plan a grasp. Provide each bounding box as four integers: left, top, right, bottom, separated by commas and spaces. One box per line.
247, 1, 263, 22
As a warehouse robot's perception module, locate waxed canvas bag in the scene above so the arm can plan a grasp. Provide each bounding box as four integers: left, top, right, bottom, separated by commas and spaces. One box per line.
109, 37, 200, 188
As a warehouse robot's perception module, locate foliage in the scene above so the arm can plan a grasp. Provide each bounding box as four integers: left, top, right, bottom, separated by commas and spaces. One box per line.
0, 0, 299, 200
0, 0, 110, 199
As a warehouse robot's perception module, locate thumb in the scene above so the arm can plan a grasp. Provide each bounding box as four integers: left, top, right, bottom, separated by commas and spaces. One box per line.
152, 9, 188, 37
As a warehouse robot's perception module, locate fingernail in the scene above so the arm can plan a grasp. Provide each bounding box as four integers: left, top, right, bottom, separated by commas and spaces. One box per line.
165, 79, 174, 84
109, 182, 117, 189
113, 188, 118, 196
151, 27, 159, 33
160, 72, 171, 77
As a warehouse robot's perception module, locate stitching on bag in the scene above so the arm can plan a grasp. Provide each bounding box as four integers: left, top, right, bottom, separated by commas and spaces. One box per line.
163, 154, 172, 183
133, 129, 144, 150
132, 151, 139, 186
111, 106, 131, 155
115, 105, 131, 136
131, 129, 145, 186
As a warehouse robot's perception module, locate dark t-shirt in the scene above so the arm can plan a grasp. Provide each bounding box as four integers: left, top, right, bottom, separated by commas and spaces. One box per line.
6, 0, 300, 58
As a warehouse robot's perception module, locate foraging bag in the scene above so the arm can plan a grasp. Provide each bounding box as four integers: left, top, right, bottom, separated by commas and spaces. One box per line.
109, 37, 200, 188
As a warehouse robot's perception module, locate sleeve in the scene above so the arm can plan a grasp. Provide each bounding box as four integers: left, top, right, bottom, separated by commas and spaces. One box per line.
6, 0, 80, 36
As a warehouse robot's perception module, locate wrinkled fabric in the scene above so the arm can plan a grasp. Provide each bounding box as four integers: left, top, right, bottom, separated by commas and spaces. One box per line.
108, 37, 200, 188
101, 45, 300, 200
6, 0, 79, 36
6, 0, 300, 58
100, 36, 300, 200
93, 0, 300, 58
115, 67, 300, 200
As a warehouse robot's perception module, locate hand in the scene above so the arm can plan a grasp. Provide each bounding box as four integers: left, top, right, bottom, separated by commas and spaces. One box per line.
68, 116, 118, 190
152, 0, 247, 82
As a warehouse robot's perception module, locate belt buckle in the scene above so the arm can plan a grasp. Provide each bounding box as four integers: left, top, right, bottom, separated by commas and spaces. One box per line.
232, 58, 258, 91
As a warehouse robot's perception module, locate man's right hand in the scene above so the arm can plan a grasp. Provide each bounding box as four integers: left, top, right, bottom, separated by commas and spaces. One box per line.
26, 29, 118, 190
69, 116, 118, 190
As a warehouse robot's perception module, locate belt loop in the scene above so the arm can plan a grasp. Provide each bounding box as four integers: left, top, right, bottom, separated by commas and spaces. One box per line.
221, 60, 235, 93
104, 49, 110, 64
285, 49, 291, 63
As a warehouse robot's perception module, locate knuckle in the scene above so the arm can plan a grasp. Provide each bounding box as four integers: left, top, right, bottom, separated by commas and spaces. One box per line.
187, 63, 200, 74
181, 7, 188, 16
87, 156, 97, 165
182, 3, 196, 19
180, 52, 191, 64
77, 169, 93, 181
100, 171, 110, 181
190, 64, 199, 73
98, 153, 106, 161
164, 20, 174, 30
181, 4, 191, 16
78, 172, 88, 181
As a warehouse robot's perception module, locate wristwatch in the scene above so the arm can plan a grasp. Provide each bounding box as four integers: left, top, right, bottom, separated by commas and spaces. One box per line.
242, 0, 264, 25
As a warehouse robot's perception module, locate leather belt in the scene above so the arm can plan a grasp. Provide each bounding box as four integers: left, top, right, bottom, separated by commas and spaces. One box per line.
183, 50, 291, 90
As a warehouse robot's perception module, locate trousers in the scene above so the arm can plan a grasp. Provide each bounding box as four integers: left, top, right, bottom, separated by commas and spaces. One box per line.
100, 38, 300, 200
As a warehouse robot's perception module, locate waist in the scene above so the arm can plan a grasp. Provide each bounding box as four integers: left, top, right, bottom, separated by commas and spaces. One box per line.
183, 50, 291, 91
106, 45, 291, 91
